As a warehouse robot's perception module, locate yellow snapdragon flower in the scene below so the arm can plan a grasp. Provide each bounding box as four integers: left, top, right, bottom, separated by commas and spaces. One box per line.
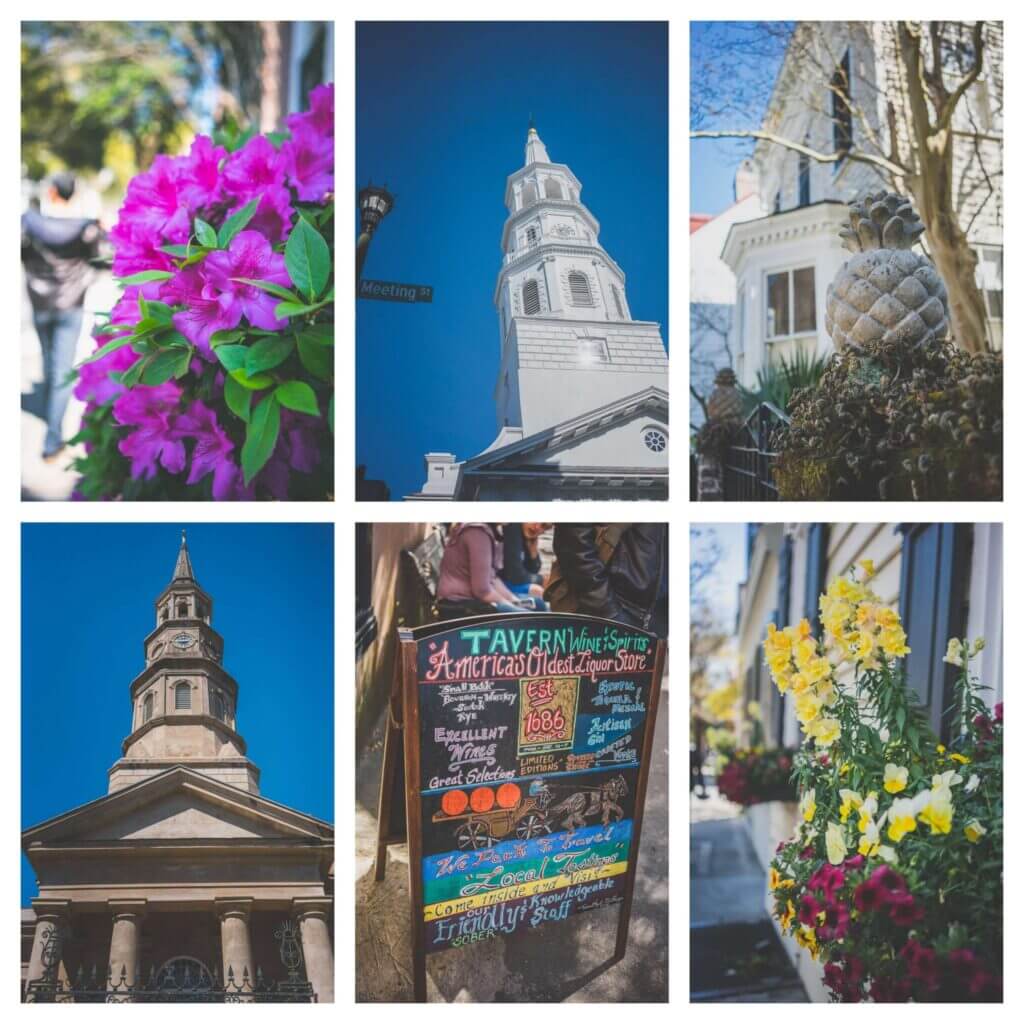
799, 789, 816, 822
806, 716, 841, 747
795, 691, 823, 725
858, 559, 875, 578
826, 821, 848, 865
884, 763, 908, 794
964, 820, 987, 843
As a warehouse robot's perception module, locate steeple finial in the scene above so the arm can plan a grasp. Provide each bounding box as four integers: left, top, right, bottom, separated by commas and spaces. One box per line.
172, 530, 195, 583
524, 118, 550, 167
528, 112, 535, 133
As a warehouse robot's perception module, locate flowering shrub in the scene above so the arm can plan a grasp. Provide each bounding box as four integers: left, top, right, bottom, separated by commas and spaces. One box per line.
71, 84, 334, 500
764, 562, 1002, 1002
717, 746, 798, 807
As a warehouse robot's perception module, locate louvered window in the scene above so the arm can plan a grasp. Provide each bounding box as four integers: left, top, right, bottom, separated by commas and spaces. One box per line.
175, 682, 191, 710
569, 272, 592, 306
526, 227, 538, 246
544, 178, 563, 199
612, 285, 625, 319
522, 182, 538, 207
143, 693, 154, 724
523, 280, 540, 316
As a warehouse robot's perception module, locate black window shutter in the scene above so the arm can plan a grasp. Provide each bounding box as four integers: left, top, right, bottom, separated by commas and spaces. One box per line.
770, 537, 793, 746
897, 524, 972, 739
804, 523, 829, 635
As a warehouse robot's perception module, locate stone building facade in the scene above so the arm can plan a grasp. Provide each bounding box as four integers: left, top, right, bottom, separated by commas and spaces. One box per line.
21, 534, 334, 1003
408, 123, 668, 500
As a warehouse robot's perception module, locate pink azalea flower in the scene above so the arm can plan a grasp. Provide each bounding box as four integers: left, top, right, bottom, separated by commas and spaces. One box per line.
286, 82, 333, 138
174, 399, 240, 500
177, 135, 227, 214
113, 382, 185, 480
226, 184, 295, 245
221, 135, 286, 202
282, 122, 333, 201
202, 230, 293, 332
115, 154, 192, 244
163, 266, 240, 360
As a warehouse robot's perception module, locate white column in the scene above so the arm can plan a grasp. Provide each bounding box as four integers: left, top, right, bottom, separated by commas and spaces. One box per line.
216, 898, 255, 999
107, 899, 146, 1001
293, 897, 333, 1004
24, 899, 70, 1001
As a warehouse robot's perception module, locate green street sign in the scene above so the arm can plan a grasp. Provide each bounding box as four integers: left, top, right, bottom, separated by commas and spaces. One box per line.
358, 278, 433, 303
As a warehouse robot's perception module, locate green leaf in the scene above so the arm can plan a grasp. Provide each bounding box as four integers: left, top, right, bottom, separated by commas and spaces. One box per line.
141, 347, 191, 385
265, 131, 290, 148
119, 358, 148, 389
242, 395, 281, 484
224, 374, 252, 423
233, 277, 302, 303
118, 270, 174, 285
215, 345, 249, 372
209, 330, 244, 348
297, 334, 333, 382
218, 197, 260, 247
284, 215, 331, 301
274, 380, 319, 417
296, 323, 334, 346
274, 297, 331, 318
229, 368, 274, 390
159, 244, 191, 258
246, 336, 294, 376
78, 333, 137, 366
194, 217, 218, 248
145, 300, 175, 324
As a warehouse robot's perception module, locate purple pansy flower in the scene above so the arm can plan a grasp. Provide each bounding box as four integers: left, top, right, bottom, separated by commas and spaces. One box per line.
203, 230, 293, 331
174, 399, 240, 500
113, 382, 186, 480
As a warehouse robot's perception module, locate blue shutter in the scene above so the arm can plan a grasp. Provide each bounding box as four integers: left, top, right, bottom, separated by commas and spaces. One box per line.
804, 524, 829, 635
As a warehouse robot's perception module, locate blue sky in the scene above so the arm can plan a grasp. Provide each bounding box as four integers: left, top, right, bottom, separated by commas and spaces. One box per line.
356, 21, 668, 499
690, 22, 787, 215
21, 523, 333, 907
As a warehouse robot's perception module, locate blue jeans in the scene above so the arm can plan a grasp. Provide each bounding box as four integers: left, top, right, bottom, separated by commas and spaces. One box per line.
33, 309, 83, 455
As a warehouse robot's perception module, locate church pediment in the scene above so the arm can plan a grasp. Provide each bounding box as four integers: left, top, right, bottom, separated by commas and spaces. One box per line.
23, 767, 332, 848
461, 386, 669, 474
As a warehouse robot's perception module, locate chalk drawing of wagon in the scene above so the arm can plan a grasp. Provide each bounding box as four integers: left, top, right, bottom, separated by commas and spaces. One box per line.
432, 783, 552, 849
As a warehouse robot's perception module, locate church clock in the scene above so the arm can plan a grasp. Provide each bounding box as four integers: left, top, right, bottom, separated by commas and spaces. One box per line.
172, 632, 194, 651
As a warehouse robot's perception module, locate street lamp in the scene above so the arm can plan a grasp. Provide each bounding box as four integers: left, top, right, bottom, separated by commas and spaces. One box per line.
356, 183, 395, 284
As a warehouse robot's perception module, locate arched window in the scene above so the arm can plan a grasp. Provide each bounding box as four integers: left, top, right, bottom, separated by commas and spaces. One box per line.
211, 690, 225, 722
176, 601, 188, 618
175, 682, 191, 710
522, 280, 540, 316
544, 178, 563, 200
568, 272, 592, 306
143, 692, 154, 724
521, 182, 538, 208
611, 285, 625, 319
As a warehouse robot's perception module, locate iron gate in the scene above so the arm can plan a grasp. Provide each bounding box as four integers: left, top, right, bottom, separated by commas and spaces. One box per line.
723, 403, 790, 501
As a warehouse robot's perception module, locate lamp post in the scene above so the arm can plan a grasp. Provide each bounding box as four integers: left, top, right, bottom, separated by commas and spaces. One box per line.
356, 183, 395, 284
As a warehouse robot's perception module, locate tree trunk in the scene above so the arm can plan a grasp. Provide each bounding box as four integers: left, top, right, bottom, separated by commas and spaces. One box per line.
259, 21, 283, 133
923, 216, 990, 353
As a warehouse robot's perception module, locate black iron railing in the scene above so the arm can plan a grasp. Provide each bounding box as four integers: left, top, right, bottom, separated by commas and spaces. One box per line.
722, 403, 791, 501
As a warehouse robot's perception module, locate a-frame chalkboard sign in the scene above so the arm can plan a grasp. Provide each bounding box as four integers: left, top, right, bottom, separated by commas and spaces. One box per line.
374, 612, 665, 1002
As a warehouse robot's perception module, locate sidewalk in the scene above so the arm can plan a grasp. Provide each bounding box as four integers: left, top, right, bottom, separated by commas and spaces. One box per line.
690, 788, 807, 1002
355, 682, 670, 1003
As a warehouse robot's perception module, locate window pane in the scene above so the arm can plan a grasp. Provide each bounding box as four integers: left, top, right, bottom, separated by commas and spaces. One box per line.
986, 290, 1003, 319
793, 267, 816, 332
766, 272, 789, 337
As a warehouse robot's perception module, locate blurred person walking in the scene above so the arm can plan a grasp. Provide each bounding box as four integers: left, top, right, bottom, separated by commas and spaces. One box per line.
500, 522, 552, 608
547, 524, 668, 638
21, 173, 102, 459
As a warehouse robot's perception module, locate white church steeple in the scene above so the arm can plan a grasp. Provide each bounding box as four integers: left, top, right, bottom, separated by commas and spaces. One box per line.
491, 122, 666, 435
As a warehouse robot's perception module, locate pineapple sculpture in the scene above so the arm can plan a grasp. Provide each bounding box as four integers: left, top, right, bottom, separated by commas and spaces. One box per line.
826, 192, 950, 358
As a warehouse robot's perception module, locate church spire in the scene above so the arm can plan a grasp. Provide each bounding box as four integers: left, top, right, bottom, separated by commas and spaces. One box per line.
172, 529, 196, 583
524, 118, 550, 166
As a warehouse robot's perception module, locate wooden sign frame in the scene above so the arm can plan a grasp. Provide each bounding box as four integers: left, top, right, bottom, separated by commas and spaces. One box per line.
374, 613, 666, 1002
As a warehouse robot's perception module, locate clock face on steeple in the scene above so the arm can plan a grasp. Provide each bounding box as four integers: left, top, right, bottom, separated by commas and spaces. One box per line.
172, 632, 194, 651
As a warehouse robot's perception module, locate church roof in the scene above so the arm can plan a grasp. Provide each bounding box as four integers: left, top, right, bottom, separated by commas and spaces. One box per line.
172, 529, 196, 583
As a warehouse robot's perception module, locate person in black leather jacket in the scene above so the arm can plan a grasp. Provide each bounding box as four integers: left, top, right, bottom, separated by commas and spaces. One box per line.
551, 524, 668, 638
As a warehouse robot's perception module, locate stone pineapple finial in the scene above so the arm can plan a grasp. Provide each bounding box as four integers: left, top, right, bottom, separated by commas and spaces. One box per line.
707, 366, 743, 423
826, 191, 950, 356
